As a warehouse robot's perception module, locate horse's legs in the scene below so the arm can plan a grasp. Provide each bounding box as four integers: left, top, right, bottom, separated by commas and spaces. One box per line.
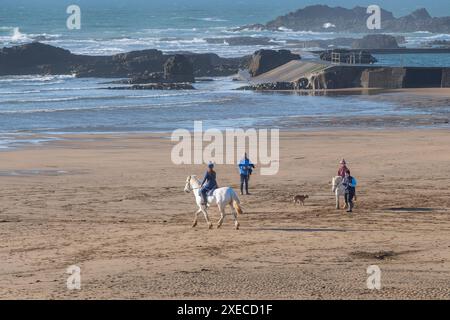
201, 207, 213, 229
230, 204, 240, 230
192, 208, 201, 227
216, 204, 225, 229
335, 193, 340, 209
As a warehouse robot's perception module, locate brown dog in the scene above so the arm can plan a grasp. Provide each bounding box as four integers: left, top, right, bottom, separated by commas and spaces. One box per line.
293, 194, 309, 206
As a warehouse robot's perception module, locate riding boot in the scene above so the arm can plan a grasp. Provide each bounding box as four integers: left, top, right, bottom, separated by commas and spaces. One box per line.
201, 193, 207, 206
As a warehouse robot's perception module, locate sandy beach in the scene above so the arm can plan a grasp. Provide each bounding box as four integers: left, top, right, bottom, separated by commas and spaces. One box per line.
1, 129, 450, 299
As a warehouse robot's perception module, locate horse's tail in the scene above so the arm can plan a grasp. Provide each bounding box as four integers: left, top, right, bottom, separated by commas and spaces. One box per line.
231, 189, 243, 215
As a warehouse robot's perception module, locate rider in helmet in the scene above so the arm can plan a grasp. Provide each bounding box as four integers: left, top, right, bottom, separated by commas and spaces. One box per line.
200, 161, 218, 206
338, 159, 350, 178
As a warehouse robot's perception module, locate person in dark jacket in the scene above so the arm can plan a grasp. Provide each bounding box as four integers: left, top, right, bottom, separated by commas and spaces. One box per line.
338, 159, 357, 201
200, 162, 218, 205
238, 153, 255, 195
342, 170, 357, 213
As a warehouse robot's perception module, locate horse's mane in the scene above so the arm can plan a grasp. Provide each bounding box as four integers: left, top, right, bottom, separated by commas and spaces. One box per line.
189, 175, 201, 187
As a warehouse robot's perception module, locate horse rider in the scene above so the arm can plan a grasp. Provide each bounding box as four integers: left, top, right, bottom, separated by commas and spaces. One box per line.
238, 153, 255, 195
338, 159, 350, 178
200, 161, 218, 206
342, 170, 357, 213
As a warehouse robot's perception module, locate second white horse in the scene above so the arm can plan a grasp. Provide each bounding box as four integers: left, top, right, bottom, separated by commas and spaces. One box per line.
332, 176, 346, 209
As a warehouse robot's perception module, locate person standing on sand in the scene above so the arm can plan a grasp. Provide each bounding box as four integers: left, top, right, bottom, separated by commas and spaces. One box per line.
200, 162, 218, 206
338, 159, 357, 201
342, 170, 357, 213
238, 153, 255, 195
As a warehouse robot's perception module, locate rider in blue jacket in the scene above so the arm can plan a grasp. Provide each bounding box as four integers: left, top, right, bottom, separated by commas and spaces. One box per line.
200, 162, 218, 205
238, 153, 255, 195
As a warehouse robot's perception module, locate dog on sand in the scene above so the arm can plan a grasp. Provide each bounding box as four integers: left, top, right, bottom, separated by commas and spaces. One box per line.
293, 194, 309, 206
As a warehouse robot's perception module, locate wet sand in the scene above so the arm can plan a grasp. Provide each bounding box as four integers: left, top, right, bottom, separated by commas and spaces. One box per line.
1, 129, 450, 299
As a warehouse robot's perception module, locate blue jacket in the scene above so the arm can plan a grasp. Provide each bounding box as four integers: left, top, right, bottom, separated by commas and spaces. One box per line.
201, 170, 217, 190
238, 158, 255, 176
343, 176, 357, 192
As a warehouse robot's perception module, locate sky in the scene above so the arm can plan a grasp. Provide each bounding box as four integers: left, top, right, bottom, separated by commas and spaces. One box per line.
2, 0, 450, 17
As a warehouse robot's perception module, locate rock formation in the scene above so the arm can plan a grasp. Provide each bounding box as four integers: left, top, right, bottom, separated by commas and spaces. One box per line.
236, 5, 450, 33
351, 34, 399, 49
0, 42, 250, 78
163, 54, 195, 83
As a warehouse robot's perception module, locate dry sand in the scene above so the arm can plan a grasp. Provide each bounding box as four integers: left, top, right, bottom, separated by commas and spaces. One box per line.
0, 130, 450, 299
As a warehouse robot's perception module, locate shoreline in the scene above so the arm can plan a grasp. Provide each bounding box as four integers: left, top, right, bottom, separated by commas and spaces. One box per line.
2, 123, 450, 153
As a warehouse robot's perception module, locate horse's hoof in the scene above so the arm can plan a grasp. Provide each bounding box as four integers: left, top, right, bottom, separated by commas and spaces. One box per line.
192, 221, 197, 228
235, 223, 240, 230
217, 224, 222, 229
208, 224, 213, 229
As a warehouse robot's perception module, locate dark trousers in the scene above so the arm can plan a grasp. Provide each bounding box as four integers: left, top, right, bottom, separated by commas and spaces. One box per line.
345, 189, 355, 210
240, 174, 249, 194
201, 187, 212, 204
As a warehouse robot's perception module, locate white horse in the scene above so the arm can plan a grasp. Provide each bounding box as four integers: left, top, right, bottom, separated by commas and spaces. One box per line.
184, 175, 243, 230
332, 176, 346, 209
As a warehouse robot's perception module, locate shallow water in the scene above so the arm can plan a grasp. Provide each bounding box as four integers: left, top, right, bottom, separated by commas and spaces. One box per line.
1, 1, 450, 149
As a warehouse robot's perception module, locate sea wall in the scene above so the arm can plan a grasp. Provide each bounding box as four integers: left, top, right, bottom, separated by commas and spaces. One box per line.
257, 63, 450, 90
361, 68, 406, 89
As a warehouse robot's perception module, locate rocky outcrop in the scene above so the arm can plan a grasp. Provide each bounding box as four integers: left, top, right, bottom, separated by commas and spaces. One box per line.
248, 49, 301, 77
285, 35, 405, 50
163, 54, 194, 83
184, 53, 251, 77
0, 42, 249, 78
0, 42, 75, 75
237, 5, 450, 33
320, 49, 377, 64
351, 34, 399, 49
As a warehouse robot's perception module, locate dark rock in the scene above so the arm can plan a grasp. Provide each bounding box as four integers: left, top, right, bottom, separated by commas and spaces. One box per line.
320, 49, 377, 64
182, 52, 251, 77
0, 42, 73, 75
237, 5, 450, 33
351, 34, 399, 49
163, 54, 194, 83
409, 8, 432, 20
248, 49, 301, 77
0, 42, 250, 78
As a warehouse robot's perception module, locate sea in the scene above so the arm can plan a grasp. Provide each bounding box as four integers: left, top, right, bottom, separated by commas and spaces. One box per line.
1, 0, 450, 149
